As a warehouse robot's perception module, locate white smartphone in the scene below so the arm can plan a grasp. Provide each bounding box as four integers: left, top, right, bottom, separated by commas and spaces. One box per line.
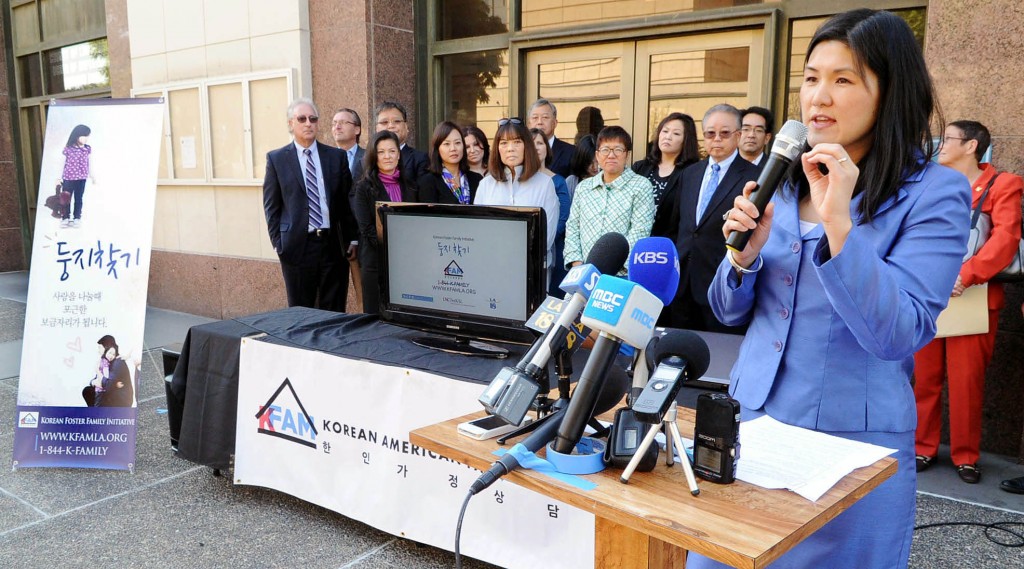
457, 415, 533, 440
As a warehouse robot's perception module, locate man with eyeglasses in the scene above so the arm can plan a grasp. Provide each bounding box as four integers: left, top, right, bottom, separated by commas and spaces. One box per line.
564, 126, 654, 275
263, 97, 358, 311
332, 108, 365, 181
739, 106, 774, 167
669, 103, 758, 333
528, 98, 574, 178
374, 101, 429, 182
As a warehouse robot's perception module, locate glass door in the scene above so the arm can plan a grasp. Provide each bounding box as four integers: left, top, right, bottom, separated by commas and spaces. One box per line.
524, 28, 767, 157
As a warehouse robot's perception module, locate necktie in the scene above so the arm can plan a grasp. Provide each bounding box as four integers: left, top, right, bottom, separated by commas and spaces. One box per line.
304, 148, 323, 228
696, 163, 721, 222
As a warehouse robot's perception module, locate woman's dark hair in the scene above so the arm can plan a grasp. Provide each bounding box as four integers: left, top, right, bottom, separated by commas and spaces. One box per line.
67, 125, 91, 147
643, 112, 700, 169
488, 119, 540, 182
574, 106, 605, 143
795, 9, 939, 222
97, 334, 118, 358
462, 125, 490, 167
427, 121, 469, 175
569, 134, 598, 180
362, 130, 401, 181
948, 120, 991, 163
529, 127, 553, 169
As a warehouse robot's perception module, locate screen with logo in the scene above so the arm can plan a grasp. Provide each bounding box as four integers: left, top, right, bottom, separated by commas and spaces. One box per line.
386, 214, 526, 321
377, 203, 546, 346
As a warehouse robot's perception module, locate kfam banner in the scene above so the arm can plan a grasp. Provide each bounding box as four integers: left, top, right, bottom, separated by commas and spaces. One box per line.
236, 339, 596, 569
13, 98, 164, 470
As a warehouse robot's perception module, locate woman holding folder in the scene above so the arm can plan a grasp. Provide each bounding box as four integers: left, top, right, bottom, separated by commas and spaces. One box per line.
695, 10, 970, 568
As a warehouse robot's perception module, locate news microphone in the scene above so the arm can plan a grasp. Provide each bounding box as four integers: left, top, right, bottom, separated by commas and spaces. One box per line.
725, 120, 809, 253
625, 236, 681, 398
552, 275, 662, 454
469, 365, 629, 495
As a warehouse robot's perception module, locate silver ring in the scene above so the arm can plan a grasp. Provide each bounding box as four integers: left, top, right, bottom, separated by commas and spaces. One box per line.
837, 156, 849, 164
722, 210, 731, 221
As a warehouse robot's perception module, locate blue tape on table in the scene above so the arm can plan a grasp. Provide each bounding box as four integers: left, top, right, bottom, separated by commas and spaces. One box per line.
492, 444, 598, 491
545, 437, 606, 475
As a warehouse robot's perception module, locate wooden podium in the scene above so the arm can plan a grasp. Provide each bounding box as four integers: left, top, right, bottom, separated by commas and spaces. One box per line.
410, 407, 896, 569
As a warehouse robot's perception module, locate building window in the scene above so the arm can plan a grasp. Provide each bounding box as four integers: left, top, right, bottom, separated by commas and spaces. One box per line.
441, 50, 509, 135
42, 39, 110, 95
438, 0, 509, 40
521, 0, 770, 30
135, 71, 294, 184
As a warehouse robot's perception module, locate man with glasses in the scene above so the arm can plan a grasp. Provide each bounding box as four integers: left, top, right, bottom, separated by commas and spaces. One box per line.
564, 126, 654, 275
263, 97, 357, 311
332, 108, 365, 181
374, 101, 429, 181
669, 103, 758, 333
529, 98, 574, 178
739, 106, 774, 167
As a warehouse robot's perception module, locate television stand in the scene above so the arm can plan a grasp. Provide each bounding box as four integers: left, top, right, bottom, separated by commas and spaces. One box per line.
411, 334, 509, 359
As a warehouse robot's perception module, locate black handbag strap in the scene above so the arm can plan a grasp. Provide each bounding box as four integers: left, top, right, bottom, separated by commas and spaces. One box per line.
970, 173, 1001, 229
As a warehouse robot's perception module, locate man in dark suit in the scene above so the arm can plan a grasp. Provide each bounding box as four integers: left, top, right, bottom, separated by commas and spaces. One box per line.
528, 98, 574, 178
264, 97, 357, 311
374, 101, 428, 181
332, 107, 366, 181
739, 106, 774, 168
670, 104, 759, 334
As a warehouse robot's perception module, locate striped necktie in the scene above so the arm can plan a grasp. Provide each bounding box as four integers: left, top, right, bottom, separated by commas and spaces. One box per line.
303, 148, 324, 228
696, 162, 721, 222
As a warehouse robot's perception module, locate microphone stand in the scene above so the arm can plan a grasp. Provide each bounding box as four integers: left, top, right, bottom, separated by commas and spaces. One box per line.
619, 402, 700, 496
496, 348, 570, 444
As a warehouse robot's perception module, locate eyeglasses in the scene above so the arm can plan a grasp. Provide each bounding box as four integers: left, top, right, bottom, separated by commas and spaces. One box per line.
376, 119, 406, 127
294, 115, 319, 124
498, 117, 524, 126
703, 130, 737, 140
333, 120, 359, 127
597, 147, 627, 157
740, 126, 766, 135
942, 135, 967, 144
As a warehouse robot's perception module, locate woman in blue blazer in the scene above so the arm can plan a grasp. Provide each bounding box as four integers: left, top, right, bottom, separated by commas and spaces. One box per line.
693, 10, 971, 569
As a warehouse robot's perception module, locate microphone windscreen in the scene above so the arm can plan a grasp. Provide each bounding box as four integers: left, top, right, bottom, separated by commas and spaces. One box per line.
627, 237, 681, 305
770, 120, 809, 161
593, 363, 629, 416
649, 330, 711, 379
585, 232, 630, 276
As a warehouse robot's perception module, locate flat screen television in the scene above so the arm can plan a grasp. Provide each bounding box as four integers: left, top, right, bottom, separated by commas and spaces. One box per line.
377, 202, 547, 357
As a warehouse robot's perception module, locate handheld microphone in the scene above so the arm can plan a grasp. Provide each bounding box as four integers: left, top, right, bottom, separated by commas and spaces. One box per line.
625, 236, 681, 398
552, 275, 662, 454
725, 120, 808, 253
470, 365, 629, 495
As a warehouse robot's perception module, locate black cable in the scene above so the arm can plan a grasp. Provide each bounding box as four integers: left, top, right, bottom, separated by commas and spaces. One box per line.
914, 521, 1024, 548
454, 489, 474, 569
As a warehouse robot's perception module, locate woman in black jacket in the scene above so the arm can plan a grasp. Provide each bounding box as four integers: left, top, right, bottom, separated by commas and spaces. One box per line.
417, 121, 482, 205
631, 112, 700, 239
352, 130, 417, 314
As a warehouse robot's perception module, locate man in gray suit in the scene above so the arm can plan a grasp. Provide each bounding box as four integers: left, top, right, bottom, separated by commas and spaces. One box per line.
263, 98, 357, 310
332, 108, 365, 181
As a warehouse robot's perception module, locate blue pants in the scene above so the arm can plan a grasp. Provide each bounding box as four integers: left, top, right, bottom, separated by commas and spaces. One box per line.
62, 178, 87, 220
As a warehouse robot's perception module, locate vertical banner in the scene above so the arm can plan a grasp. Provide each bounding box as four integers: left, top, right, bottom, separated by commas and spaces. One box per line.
13, 98, 165, 470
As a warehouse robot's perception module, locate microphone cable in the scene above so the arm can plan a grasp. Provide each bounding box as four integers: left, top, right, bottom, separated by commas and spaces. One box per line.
914, 520, 1024, 548
454, 489, 474, 569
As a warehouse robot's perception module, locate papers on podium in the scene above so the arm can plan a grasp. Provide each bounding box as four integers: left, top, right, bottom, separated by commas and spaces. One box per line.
736, 415, 896, 502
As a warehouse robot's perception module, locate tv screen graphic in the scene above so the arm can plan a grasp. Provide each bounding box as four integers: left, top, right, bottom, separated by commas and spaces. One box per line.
386, 214, 527, 321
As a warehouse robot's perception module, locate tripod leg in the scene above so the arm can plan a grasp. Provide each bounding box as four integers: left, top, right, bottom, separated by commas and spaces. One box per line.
668, 423, 700, 496
664, 422, 675, 467
619, 422, 662, 484
496, 412, 549, 445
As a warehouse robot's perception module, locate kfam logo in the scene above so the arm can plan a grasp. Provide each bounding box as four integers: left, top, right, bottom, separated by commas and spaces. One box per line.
444, 260, 464, 277
18, 412, 39, 428
254, 378, 318, 448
